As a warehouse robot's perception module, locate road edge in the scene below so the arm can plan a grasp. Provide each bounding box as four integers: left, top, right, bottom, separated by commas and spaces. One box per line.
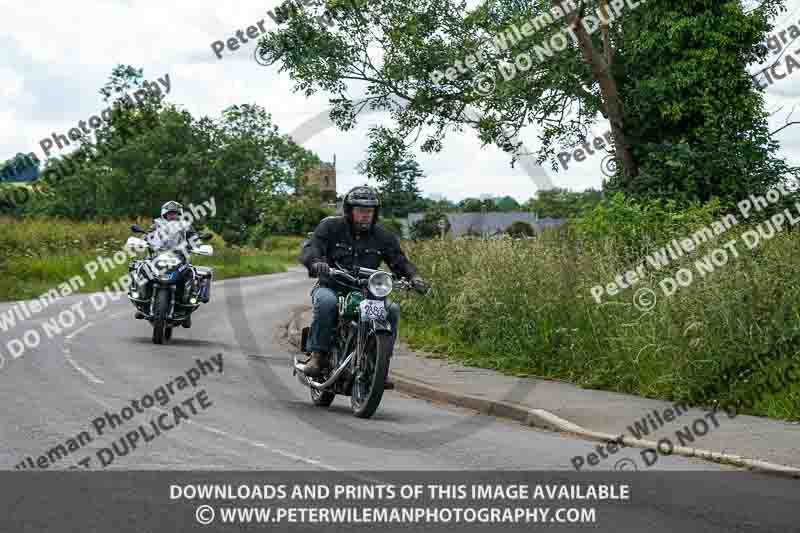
285, 306, 800, 479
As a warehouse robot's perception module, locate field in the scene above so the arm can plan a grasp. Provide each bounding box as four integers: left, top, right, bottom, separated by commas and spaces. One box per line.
0, 216, 303, 301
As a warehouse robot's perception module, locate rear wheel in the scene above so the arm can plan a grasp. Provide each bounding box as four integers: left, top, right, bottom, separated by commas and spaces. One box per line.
351, 333, 391, 418
151, 289, 170, 345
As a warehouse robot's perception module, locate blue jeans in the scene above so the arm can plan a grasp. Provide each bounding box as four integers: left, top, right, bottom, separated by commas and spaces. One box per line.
307, 287, 400, 353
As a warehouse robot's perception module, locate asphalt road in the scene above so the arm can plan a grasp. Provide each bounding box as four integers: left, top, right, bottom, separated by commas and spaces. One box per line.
0, 269, 797, 532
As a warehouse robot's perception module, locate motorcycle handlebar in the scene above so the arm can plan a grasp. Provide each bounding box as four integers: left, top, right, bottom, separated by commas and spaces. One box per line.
327, 267, 429, 295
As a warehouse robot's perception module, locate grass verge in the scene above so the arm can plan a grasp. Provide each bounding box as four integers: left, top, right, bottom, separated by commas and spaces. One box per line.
0, 216, 302, 301
398, 230, 800, 421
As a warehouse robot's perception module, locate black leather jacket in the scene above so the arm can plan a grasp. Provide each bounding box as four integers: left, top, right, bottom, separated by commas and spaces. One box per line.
301, 216, 417, 289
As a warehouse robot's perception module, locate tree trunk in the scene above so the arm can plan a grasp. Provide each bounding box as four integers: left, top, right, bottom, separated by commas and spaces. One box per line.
564, 5, 638, 179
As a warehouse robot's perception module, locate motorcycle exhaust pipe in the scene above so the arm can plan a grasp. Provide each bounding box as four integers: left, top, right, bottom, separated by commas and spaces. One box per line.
293, 352, 354, 390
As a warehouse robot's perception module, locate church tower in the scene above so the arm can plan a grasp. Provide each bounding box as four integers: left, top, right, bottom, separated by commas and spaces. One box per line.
301, 154, 337, 202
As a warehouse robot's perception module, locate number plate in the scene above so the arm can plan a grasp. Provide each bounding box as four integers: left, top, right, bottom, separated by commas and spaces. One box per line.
359, 299, 386, 321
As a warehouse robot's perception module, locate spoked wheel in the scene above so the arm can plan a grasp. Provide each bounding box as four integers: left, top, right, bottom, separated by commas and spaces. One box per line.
351, 333, 392, 418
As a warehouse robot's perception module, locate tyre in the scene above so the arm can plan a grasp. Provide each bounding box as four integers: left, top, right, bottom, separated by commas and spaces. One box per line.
151, 289, 170, 345
165, 327, 173, 341
351, 333, 391, 418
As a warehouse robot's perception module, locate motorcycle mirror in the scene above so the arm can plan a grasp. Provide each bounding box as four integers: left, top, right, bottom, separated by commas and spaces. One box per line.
193, 244, 214, 256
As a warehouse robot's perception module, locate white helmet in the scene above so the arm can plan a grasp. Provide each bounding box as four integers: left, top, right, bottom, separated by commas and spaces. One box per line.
161, 201, 183, 219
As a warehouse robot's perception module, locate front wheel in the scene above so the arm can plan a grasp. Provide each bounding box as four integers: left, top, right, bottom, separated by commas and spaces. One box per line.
351, 333, 392, 419
151, 289, 171, 345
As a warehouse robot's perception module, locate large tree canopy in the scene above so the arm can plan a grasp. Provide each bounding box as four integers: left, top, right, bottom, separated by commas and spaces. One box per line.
258, 0, 796, 203
35, 65, 319, 237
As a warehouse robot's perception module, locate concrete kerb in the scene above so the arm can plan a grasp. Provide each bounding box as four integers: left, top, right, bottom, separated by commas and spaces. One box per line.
285, 306, 800, 479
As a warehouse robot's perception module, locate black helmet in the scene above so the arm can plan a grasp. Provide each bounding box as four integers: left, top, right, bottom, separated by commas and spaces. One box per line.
343, 186, 380, 232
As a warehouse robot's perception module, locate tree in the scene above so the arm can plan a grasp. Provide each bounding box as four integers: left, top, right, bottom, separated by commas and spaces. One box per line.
35, 65, 319, 240
525, 188, 602, 218
458, 198, 486, 212
357, 127, 425, 218
0, 153, 40, 183
257, 0, 795, 204
494, 195, 520, 211
409, 211, 450, 239
381, 217, 405, 237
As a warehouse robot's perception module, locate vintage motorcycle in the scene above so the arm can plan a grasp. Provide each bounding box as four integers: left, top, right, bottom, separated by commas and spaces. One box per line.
124, 223, 214, 345
293, 266, 429, 418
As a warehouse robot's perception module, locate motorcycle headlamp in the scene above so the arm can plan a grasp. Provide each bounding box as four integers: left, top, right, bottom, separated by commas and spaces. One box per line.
154, 252, 181, 270
368, 271, 393, 298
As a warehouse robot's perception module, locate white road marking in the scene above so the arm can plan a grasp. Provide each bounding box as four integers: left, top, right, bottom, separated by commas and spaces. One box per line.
88, 393, 346, 472
185, 420, 340, 470
61, 308, 127, 381
49, 272, 380, 474
64, 322, 93, 341
62, 345, 104, 384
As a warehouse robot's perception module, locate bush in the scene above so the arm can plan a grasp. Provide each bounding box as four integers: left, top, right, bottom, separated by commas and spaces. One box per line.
252, 197, 335, 239
570, 192, 726, 263
506, 221, 535, 238
409, 211, 450, 240
381, 218, 404, 238
221, 227, 246, 246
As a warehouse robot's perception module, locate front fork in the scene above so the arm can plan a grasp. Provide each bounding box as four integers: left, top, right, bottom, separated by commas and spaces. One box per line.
353, 306, 393, 379
151, 285, 176, 319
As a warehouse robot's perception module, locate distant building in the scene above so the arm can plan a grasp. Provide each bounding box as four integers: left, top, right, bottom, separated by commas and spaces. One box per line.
300, 155, 337, 202
404, 211, 565, 238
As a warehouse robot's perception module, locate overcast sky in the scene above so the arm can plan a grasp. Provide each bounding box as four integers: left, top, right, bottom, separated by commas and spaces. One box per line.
1, 0, 798, 202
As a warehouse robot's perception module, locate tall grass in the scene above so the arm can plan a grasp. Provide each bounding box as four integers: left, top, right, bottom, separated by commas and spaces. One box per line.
399, 227, 800, 420
0, 216, 302, 301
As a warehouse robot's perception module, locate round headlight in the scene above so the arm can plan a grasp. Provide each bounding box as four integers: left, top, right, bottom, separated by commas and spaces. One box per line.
368, 271, 393, 298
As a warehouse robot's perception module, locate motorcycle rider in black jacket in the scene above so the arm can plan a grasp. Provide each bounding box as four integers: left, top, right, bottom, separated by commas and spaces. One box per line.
300, 186, 428, 383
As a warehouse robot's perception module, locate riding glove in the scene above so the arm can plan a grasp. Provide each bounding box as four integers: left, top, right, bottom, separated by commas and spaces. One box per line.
312, 262, 330, 277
